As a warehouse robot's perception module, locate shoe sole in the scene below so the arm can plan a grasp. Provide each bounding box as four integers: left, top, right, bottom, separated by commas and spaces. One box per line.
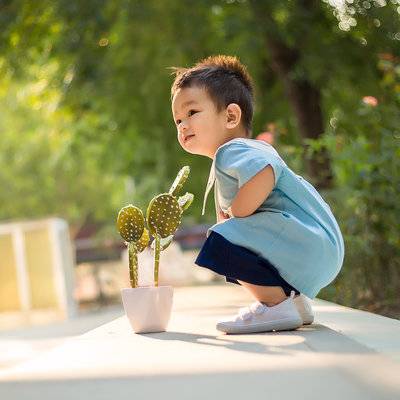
216, 316, 303, 334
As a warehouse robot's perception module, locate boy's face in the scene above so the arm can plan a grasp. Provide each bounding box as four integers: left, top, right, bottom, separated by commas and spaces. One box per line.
171, 86, 232, 159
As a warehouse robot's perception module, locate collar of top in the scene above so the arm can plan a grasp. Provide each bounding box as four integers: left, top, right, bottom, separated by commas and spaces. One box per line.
201, 138, 244, 216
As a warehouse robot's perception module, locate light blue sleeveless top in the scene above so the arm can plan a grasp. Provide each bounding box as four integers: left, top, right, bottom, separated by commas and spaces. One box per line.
201, 138, 345, 298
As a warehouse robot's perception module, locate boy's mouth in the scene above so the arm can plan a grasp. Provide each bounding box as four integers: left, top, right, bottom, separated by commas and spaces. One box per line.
184, 135, 195, 143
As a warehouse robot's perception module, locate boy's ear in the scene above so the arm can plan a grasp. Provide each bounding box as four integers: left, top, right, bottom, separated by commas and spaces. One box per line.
226, 103, 242, 129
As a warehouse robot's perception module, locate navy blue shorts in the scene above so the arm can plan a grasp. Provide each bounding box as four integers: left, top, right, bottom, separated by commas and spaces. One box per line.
195, 231, 300, 296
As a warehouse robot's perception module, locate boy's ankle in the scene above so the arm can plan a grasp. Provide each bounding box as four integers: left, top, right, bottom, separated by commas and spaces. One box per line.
261, 297, 288, 307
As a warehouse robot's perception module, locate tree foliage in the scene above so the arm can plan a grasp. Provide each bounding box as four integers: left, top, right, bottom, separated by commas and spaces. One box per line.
0, 0, 399, 312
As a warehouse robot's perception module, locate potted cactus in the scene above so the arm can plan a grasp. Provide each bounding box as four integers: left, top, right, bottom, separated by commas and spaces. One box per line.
117, 166, 194, 333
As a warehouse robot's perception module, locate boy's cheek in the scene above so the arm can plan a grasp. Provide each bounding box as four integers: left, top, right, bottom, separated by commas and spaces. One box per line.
177, 135, 184, 147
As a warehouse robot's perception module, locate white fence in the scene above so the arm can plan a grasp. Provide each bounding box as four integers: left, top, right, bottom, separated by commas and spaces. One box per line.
0, 218, 76, 318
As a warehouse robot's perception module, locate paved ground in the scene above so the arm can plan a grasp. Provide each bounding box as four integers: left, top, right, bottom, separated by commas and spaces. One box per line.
0, 284, 399, 399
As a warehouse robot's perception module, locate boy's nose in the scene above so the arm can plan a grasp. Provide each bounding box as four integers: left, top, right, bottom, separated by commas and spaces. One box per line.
179, 121, 188, 132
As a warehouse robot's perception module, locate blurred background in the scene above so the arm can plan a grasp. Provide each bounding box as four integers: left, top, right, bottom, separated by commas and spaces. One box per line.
0, 0, 399, 329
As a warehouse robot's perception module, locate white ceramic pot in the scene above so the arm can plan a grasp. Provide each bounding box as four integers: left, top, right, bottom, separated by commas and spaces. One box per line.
120, 286, 173, 333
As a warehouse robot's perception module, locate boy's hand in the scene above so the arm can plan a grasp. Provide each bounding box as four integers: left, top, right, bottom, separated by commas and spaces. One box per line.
218, 209, 232, 220
219, 210, 229, 220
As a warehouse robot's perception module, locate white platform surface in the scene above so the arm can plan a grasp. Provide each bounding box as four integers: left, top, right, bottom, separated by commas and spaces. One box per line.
0, 284, 399, 399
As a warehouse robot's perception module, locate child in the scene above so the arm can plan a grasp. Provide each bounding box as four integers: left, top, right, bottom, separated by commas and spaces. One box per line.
170, 55, 344, 334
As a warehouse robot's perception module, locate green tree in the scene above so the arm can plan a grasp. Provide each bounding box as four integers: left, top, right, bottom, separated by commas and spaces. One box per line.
1, 1, 399, 312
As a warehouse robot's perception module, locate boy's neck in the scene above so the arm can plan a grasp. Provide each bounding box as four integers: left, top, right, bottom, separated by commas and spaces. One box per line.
212, 131, 249, 159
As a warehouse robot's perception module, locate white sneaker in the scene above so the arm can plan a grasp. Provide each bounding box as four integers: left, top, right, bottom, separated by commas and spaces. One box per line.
293, 294, 314, 325
216, 291, 303, 334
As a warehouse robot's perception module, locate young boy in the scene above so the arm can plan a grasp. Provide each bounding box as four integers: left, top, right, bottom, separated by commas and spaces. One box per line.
170, 55, 344, 334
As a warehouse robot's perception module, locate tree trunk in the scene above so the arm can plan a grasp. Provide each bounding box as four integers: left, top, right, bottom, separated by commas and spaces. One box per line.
266, 38, 333, 189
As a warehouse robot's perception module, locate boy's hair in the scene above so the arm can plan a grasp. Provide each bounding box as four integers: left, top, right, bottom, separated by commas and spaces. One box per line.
169, 55, 254, 136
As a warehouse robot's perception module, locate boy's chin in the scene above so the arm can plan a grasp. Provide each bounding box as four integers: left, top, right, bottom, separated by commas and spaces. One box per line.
181, 143, 211, 158
182, 142, 199, 154
190, 147, 211, 157
185, 148, 202, 156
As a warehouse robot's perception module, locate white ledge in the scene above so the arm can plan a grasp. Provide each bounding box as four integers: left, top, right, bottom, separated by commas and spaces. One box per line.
0, 285, 399, 400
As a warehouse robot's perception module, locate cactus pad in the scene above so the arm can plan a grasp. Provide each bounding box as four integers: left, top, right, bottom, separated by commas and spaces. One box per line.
116, 205, 145, 242
136, 227, 150, 253
169, 166, 190, 197
146, 193, 181, 238
178, 192, 194, 212
151, 234, 174, 251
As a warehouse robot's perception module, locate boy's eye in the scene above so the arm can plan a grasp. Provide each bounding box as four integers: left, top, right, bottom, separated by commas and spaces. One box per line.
175, 110, 198, 125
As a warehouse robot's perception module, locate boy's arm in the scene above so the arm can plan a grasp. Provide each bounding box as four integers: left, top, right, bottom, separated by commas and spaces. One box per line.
230, 165, 275, 218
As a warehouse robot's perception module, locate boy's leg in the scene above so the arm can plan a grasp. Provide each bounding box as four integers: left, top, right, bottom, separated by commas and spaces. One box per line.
237, 280, 287, 306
